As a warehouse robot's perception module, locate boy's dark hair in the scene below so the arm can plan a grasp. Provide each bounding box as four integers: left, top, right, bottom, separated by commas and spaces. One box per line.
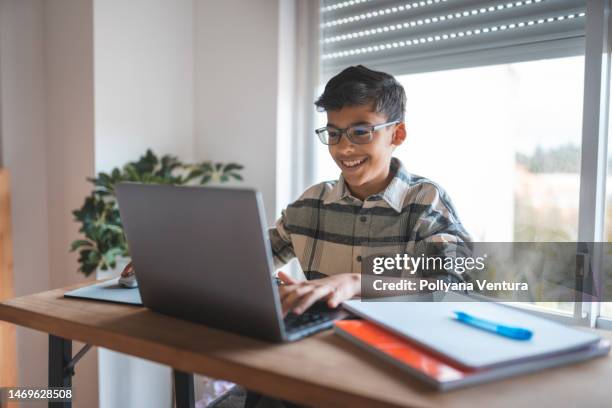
314, 65, 406, 122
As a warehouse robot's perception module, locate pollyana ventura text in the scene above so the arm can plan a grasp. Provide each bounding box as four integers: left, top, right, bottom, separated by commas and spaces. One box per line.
371, 279, 529, 292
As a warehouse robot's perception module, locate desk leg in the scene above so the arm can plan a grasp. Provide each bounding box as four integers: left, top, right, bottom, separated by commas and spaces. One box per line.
48, 335, 72, 408
173, 370, 195, 408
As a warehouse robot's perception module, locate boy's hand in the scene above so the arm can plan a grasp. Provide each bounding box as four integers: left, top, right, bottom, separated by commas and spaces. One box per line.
121, 261, 134, 278
277, 271, 360, 316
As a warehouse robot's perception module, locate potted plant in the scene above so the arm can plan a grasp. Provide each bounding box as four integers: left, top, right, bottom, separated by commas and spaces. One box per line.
70, 149, 243, 277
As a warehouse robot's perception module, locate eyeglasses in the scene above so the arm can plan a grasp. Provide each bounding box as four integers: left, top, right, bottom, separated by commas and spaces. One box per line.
315, 121, 400, 145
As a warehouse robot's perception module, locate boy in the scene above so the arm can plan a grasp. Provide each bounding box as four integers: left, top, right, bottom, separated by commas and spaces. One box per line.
119, 64, 471, 407
121, 65, 471, 313
271, 65, 471, 316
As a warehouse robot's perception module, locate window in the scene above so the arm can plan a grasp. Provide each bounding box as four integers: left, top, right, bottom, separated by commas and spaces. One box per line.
317, 0, 587, 242
316, 56, 584, 243
308, 0, 612, 325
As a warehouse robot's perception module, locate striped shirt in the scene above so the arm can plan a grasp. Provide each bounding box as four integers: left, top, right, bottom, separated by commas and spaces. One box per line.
268, 157, 472, 281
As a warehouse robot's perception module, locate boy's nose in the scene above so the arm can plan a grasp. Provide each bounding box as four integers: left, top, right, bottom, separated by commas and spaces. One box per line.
336, 132, 355, 151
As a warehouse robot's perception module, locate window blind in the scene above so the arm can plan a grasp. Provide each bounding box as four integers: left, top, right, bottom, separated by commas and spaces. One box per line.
320, 0, 586, 77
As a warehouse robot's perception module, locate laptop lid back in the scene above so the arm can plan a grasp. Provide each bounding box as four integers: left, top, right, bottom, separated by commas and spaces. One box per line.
115, 183, 286, 342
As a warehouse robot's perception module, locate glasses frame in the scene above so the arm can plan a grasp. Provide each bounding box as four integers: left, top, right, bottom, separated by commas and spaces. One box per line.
315, 120, 400, 145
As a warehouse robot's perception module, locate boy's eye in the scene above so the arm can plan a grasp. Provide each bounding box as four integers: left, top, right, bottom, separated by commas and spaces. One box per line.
352, 127, 371, 137
327, 129, 341, 138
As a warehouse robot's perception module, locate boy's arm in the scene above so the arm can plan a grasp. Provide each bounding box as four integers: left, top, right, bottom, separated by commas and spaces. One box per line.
268, 210, 296, 270
411, 184, 473, 282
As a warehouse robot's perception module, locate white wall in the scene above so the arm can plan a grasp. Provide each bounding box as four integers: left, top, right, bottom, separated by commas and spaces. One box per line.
94, 0, 195, 407
95, 0, 195, 171
43, 1, 98, 406
45, 0, 96, 289
194, 0, 280, 222
0, 1, 97, 407
276, 0, 297, 214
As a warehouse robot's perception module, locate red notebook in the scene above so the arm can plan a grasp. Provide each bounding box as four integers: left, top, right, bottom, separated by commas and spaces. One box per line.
334, 319, 610, 390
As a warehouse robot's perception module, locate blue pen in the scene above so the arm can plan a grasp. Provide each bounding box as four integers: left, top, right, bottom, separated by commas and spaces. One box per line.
453, 311, 533, 341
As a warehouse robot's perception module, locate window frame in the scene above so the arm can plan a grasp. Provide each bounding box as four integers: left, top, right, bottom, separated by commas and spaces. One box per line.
577, 0, 610, 328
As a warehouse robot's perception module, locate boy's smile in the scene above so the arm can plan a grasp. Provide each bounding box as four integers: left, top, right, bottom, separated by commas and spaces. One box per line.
327, 105, 406, 200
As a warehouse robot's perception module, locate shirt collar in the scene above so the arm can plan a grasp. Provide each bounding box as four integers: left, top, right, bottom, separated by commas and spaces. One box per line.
324, 174, 352, 204
324, 157, 410, 213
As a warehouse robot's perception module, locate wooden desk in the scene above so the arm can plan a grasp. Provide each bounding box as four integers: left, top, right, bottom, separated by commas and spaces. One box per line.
1, 283, 611, 408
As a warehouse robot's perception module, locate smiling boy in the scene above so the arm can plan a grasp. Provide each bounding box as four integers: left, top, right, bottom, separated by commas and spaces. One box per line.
272, 65, 471, 315
120, 65, 471, 316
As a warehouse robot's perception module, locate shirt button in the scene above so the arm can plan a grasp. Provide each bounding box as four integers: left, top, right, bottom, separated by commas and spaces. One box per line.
359, 215, 367, 222
356, 256, 362, 262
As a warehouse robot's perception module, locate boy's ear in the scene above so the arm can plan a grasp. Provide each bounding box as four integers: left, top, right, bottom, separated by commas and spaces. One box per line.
391, 122, 407, 146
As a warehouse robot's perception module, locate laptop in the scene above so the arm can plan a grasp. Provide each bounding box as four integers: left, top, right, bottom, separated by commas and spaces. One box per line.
114, 183, 346, 342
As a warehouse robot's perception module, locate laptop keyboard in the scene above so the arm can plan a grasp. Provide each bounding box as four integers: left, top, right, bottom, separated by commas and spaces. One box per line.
283, 303, 345, 340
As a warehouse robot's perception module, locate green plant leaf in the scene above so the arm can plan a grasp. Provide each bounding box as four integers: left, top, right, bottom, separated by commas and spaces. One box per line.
88, 250, 101, 263
70, 239, 93, 251
80, 262, 98, 276
223, 163, 244, 172
198, 162, 213, 173
185, 168, 204, 181
102, 247, 124, 268
200, 174, 212, 184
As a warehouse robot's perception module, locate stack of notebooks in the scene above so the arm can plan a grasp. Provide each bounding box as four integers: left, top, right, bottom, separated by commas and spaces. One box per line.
336, 293, 610, 390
